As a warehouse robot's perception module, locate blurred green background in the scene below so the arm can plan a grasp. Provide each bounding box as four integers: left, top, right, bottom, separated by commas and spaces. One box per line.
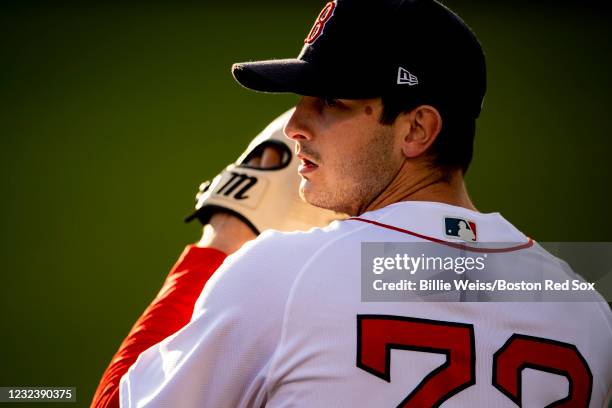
1, 1, 611, 406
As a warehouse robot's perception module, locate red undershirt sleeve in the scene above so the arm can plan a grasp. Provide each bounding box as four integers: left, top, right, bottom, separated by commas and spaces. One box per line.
90, 245, 228, 408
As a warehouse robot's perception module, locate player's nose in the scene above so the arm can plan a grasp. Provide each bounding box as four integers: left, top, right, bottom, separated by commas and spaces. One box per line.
284, 97, 315, 142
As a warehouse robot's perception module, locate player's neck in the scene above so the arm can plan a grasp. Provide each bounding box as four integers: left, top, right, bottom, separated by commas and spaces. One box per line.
360, 160, 477, 215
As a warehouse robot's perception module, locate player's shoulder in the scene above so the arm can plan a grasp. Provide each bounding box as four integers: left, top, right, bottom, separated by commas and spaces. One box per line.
238, 215, 371, 260
240, 199, 532, 260
191, 218, 364, 313
327, 200, 530, 244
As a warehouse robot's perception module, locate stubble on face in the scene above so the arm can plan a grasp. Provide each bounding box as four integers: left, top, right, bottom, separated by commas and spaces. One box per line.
299, 124, 400, 216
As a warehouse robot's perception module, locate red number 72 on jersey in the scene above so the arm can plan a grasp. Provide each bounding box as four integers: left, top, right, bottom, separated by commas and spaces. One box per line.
356, 315, 593, 407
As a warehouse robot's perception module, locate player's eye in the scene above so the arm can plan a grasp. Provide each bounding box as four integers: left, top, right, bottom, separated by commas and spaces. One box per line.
322, 97, 338, 108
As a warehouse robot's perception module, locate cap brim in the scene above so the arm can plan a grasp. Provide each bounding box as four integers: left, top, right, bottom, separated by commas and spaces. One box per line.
232, 58, 386, 99
232, 59, 319, 95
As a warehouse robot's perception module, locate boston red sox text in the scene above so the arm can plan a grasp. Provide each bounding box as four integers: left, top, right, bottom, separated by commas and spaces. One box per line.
372, 279, 597, 292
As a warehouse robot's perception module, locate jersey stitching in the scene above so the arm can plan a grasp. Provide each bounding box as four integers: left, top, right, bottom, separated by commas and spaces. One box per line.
349, 217, 534, 253
262, 221, 373, 402
361, 201, 529, 243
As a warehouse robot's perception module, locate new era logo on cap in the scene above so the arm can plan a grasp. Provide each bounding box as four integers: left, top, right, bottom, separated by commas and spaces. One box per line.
397, 67, 418, 86
444, 216, 477, 242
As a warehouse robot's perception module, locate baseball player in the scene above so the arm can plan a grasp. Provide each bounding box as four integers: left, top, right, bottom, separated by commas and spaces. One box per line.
108, 0, 612, 406
91, 110, 343, 408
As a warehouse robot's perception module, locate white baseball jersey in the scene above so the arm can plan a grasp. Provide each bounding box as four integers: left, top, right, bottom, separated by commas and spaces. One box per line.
120, 201, 612, 407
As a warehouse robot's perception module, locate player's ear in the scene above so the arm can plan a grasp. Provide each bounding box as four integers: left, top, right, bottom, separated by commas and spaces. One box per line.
396, 105, 442, 159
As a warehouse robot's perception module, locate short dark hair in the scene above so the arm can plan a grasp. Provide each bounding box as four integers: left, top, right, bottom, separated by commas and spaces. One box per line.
380, 94, 476, 174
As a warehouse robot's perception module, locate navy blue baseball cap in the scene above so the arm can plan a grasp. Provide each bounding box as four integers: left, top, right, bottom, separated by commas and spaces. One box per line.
232, 0, 486, 118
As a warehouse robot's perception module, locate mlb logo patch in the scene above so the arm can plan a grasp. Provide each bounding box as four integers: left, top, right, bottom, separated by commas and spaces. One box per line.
444, 217, 477, 242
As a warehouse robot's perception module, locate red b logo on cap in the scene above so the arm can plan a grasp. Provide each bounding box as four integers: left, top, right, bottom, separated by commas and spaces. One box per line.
304, 1, 336, 45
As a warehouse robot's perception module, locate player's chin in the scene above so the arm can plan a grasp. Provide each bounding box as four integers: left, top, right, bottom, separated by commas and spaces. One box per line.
299, 179, 323, 206
298, 179, 312, 202
299, 180, 340, 212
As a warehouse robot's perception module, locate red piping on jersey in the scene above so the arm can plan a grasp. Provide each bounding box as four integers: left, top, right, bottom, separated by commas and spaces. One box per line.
348, 217, 534, 253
